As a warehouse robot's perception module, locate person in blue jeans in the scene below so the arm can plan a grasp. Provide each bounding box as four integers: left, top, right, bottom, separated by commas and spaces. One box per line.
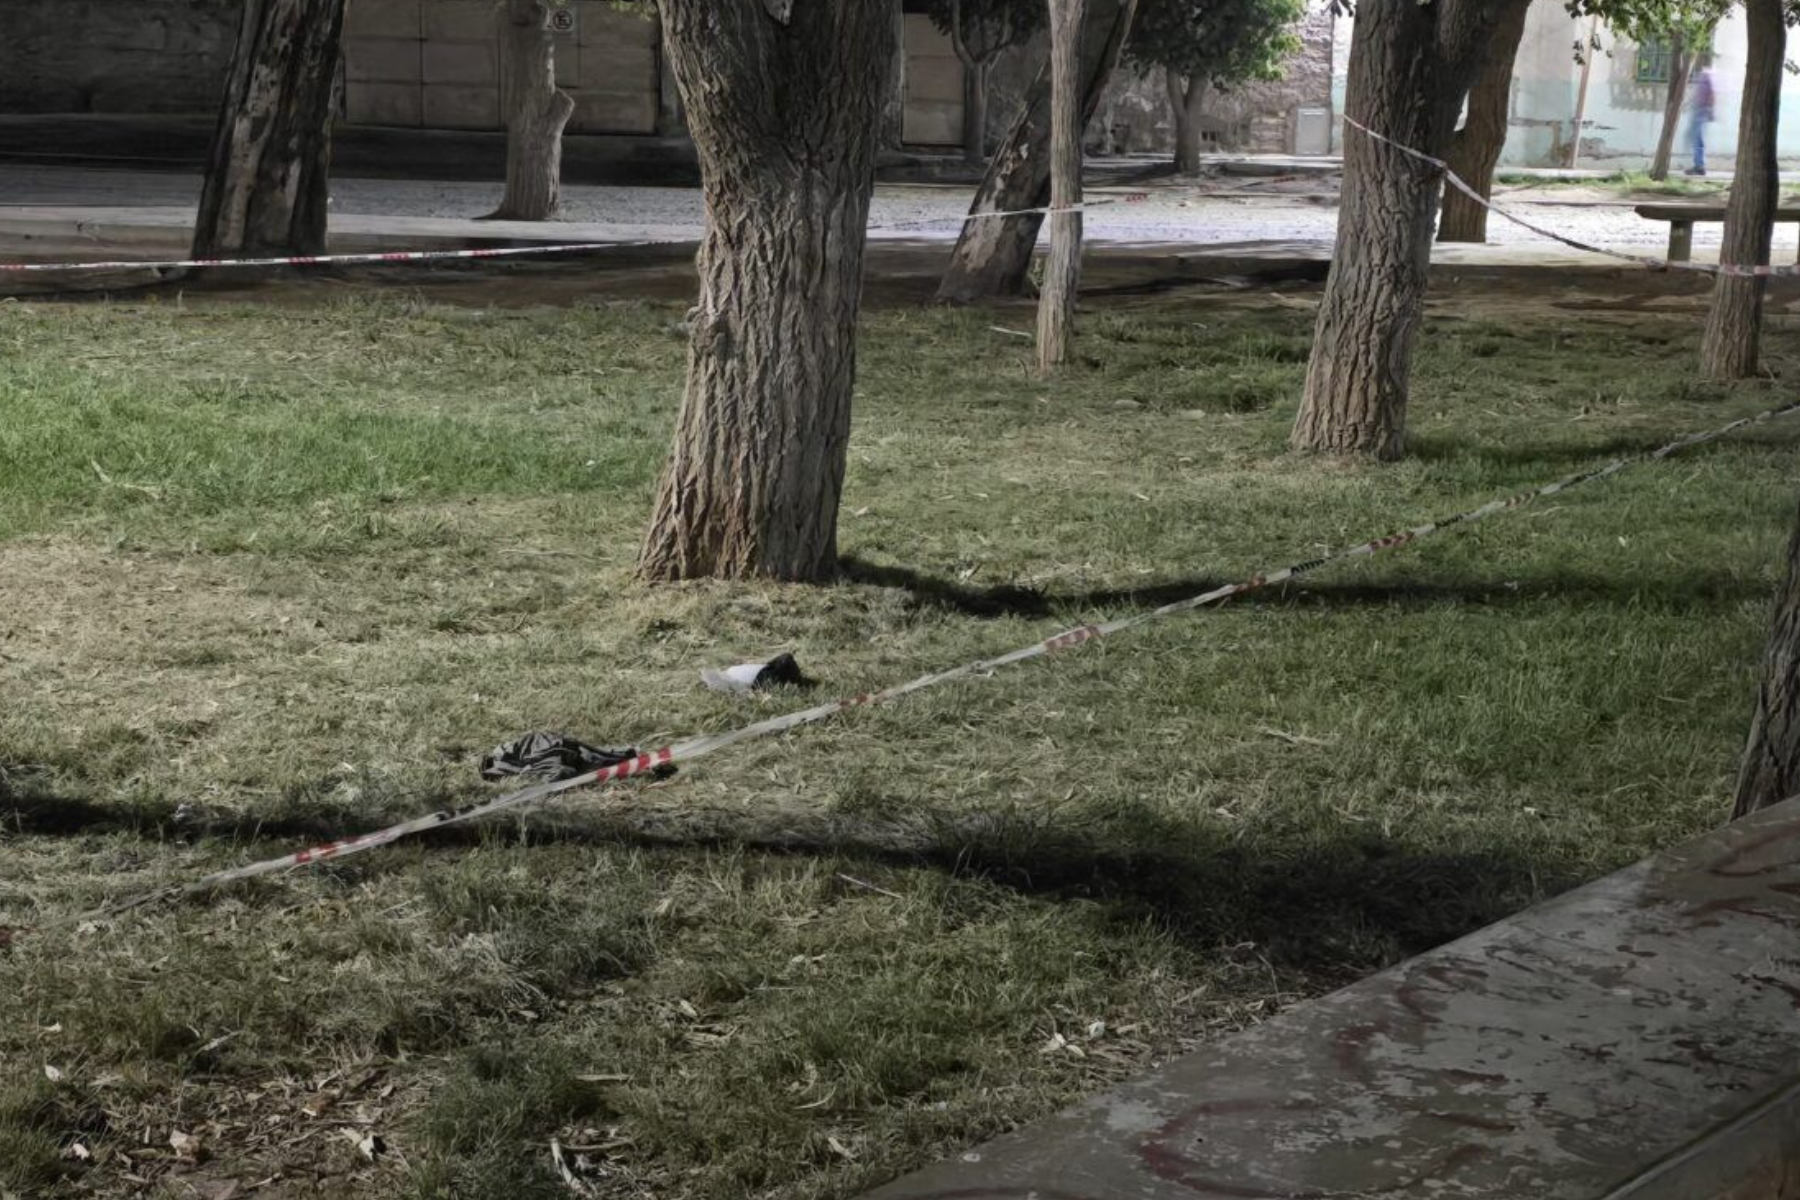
1687, 57, 1716, 176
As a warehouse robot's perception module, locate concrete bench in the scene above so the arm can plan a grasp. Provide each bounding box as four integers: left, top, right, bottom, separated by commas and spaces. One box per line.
863, 798, 1800, 1200
1635, 202, 1800, 263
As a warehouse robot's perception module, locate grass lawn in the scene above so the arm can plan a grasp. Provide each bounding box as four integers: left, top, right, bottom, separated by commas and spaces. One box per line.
1, 270, 1796, 1199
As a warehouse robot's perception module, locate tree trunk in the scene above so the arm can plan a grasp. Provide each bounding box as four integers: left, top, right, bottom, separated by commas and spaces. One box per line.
1565, 16, 1598, 170
1290, 0, 1525, 459
1735, 498, 1800, 819
1037, 0, 1086, 373
1168, 69, 1206, 175
1701, 0, 1784, 381
882, 1, 907, 150
488, 0, 575, 221
637, 0, 894, 584
1648, 33, 1690, 183
192, 0, 347, 257
934, 0, 1138, 305
1436, 0, 1528, 245
962, 58, 991, 165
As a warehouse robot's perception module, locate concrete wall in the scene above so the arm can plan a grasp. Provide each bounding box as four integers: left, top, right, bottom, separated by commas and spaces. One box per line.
0, 0, 235, 114
1507, 1, 1800, 168
902, 14, 964, 147
1330, 0, 1800, 170
341, 0, 660, 134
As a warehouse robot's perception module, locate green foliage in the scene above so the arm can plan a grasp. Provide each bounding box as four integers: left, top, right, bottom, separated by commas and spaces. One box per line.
925, 0, 1044, 66
1124, 0, 1307, 88
1563, 0, 1730, 55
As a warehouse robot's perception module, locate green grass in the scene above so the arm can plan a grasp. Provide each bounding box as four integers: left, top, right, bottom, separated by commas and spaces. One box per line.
1495, 168, 1733, 197
1, 279, 1796, 1199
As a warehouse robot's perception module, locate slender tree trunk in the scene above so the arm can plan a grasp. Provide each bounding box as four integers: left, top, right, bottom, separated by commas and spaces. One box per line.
1649, 34, 1690, 183
962, 58, 992, 165
1735, 499, 1800, 819
1037, 0, 1086, 373
637, 0, 894, 583
1167, 69, 1206, 175
935, 0, 1137, 305
488, 0, 575, 221
1702, 0, 1784, 381
1437, 0, 1527, 245
193, 0, 347, 257
1566, 16, 1598, 170
883, 1, 907, 150
1290, 0, 1525, 459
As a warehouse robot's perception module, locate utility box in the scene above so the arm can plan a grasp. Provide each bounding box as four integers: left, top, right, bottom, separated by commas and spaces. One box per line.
1293, 106, 1331, 156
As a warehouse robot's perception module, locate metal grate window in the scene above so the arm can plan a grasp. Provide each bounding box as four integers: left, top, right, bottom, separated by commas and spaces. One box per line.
1635, 38, 1674, 85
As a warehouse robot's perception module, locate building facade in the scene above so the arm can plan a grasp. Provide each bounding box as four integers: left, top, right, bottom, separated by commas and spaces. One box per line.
0, 0, 1339, 160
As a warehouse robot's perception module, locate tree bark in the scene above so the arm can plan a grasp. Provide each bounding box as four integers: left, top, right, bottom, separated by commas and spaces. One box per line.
1648, 33, 1690, 183
637, 0, 894, 584
1436, 0, 1528, 245
934, 0, 1138, 305
488, 0, 575, 221
1735, 498, 1800, 819
193, 0, 347, 257
1037, 0, 1086, 373
1290, 0, 1526, 460
962, 58, 992, 164
1168, 69, 1206, 175
1701, 0, 1784, 381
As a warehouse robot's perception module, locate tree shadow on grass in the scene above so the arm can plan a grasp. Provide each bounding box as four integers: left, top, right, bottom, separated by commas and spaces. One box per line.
4, 769, 1562, 973
1405, 423, 1797, 468
840, 555, 1765, 622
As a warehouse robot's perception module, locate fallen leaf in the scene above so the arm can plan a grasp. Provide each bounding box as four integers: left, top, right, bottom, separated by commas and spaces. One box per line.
168, 1128, 202, 1159
826, 1134, 857, 1161
42, 1065, 63, 1083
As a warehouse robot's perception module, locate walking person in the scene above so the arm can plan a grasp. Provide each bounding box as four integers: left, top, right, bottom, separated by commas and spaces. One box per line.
1687, 55, 1717, 176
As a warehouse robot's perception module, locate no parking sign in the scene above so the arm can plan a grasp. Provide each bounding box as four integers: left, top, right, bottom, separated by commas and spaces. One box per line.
550, 6, 575, 34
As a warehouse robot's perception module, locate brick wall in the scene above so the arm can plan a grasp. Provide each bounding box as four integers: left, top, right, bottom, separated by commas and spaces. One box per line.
0, 0, 235, 114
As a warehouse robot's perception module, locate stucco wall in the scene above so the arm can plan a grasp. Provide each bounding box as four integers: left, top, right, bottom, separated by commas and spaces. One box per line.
0, 0, 235, 114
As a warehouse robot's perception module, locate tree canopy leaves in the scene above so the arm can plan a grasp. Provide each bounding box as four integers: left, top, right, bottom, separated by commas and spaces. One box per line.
1124, 0, 1307, 86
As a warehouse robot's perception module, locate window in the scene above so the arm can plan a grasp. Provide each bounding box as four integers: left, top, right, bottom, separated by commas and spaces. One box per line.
1635, 38, 1674, 86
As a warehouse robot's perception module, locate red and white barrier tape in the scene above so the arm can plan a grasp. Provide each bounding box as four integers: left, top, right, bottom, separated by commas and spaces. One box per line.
12, 395, 1794, 932
1343, 115, 1797, 279
0, 194, 1150, 276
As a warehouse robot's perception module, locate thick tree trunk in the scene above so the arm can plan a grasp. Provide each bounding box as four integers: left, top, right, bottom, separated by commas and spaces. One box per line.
1701, 0, 1784, 381
1168, 69, 1206, 175
637, 0, 894, 584
193, 0, 347, 257
488, 0, 575, 221
1649, 34, 1690, 183
1290, 0, 1525, 459
1436, 0, 1528, 245
1735, 499, 1800, 819
962, 59, 991, 165
934, 0, 1138, 305
1037, 0, 1086, 373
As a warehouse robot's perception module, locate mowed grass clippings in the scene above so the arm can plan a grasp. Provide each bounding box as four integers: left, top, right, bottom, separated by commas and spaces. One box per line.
1, 280, 1796, 1199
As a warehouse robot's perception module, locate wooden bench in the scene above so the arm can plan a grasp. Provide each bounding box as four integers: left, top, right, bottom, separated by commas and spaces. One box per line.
1636, 201, 1800, 263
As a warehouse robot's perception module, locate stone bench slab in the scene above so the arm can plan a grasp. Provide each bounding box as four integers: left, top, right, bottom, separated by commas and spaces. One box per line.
863, 800, 1800, 1200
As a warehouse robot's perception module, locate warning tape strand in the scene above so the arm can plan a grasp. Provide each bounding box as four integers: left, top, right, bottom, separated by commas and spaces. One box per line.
0, 194, 1149, 275
47, 395, 1800, 925
1342, 114, 1795, 279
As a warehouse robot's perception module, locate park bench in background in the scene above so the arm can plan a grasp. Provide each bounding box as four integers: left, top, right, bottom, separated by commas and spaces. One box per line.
864, 798, 1800, 1200
1636, 201, 1800, 264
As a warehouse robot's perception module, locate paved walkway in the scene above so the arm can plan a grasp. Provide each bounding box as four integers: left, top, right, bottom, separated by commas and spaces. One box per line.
0, 164, 1779, 268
